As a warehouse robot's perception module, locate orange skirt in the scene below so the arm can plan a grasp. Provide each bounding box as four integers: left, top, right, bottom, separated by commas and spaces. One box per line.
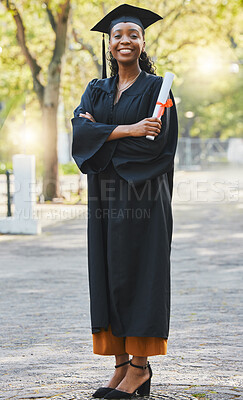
93, 324, 167, 356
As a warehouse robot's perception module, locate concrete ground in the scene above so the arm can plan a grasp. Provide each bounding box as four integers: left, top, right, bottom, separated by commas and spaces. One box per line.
0, 166, 242, 400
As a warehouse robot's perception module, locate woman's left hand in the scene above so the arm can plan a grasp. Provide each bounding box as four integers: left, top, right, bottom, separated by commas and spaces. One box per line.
79, 112, 96, 123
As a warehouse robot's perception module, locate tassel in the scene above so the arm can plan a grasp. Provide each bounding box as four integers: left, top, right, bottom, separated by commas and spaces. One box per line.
102, 33, 107, 79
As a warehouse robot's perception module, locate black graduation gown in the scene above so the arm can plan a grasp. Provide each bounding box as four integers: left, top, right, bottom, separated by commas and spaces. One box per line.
71, 70, 178, 338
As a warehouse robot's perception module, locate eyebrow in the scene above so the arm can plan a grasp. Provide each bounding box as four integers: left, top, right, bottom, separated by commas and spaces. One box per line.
113, 28, 140, 33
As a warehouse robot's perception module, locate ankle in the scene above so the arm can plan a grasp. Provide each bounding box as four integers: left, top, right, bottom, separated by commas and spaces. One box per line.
115, 353, 129, 366
131, 356, 148, 367
129, 357, 149, 375
114, 366, 128, 377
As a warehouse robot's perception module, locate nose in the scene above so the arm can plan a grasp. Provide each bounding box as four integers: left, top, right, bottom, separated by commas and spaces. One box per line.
120, 35, 131, 44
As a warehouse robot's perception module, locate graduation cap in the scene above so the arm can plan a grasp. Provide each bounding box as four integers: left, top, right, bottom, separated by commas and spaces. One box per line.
90, 4, 163, 79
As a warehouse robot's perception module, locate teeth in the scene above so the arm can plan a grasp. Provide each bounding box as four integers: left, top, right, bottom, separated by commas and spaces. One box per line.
120, 49, 132, 54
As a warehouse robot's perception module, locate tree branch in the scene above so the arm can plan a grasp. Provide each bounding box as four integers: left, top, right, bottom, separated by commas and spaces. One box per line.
51, 0, 70, 64
147, 2, 189, 53
147, 5, 220, 54
4, 1, 44, 105
162, 40, 196, 59
44, 1, 57, 32
227, 32, 237, 49
72, 28, 102, 75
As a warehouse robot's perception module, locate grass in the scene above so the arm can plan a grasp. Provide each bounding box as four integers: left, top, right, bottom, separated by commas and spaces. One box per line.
59, 162, 80, 175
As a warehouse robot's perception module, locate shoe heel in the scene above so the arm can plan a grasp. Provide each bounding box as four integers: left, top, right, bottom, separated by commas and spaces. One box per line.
137, 377, 151, 396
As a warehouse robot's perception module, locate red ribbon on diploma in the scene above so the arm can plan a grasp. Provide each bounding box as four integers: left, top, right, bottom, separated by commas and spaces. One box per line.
156, 98, 173, 118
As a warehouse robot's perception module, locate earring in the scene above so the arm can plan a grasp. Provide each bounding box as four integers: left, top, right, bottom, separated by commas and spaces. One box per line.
139, 51, 146, 61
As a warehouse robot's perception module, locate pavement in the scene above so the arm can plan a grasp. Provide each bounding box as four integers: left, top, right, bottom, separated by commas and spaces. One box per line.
0, 166, 243, 400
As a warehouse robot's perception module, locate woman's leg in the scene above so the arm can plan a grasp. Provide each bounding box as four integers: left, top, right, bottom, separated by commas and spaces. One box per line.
112, 336, 167, 393
114, 355, 150, 394
105, 353, 130, 389
92, 325, 130, 388
93, 326, 166, 391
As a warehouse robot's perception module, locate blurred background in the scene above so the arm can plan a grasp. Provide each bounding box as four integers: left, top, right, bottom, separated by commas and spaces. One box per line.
0, 0, 242, 212
0, 3, 242, 397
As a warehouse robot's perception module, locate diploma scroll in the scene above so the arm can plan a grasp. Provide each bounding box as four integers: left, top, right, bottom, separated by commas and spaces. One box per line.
146, 72, 175, 141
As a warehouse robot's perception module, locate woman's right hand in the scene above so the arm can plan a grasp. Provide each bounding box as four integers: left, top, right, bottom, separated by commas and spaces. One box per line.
79, 112, 96, 123
129, 117, 162, 138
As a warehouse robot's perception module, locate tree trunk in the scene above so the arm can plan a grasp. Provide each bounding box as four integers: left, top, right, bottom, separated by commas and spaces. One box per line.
42, 1, 70, 200
6, 0, 70, 200
42, 88, 60, 200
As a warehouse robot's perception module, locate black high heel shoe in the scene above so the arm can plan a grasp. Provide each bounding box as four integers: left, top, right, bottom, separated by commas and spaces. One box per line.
103, 360, 152, 399
92, 360, 131, 398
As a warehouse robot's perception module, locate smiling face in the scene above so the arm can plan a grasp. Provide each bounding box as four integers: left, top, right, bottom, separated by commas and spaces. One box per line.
109, 22, 145, 66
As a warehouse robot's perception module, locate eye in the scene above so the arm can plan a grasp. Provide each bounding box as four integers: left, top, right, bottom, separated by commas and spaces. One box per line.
114, 34, 121, 38
131, 34, 138, 38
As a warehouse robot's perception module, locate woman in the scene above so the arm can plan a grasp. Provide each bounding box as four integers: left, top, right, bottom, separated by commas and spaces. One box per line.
71, 4, 178, 399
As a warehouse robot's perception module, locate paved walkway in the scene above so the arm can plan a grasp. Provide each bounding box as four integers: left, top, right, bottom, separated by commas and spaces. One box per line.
0, 167, 242, 399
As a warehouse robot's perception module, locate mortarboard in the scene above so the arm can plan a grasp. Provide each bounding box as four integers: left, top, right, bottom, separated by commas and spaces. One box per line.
90, 4, 163, 79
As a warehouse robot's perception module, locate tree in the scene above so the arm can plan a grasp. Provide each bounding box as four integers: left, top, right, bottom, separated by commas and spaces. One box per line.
2, 0, 70, 200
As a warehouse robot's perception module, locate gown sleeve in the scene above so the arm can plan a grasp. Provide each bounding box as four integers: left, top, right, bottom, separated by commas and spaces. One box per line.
112, 78, 178, 188
71, 79, 119, 173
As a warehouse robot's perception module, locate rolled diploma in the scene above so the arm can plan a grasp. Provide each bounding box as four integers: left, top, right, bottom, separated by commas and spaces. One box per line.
146, 71, 174, 140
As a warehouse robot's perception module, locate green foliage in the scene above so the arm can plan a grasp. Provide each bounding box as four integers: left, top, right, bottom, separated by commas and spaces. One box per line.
59, 161, 80, 175
176, 46, 243, 138
0, 161, 12, 174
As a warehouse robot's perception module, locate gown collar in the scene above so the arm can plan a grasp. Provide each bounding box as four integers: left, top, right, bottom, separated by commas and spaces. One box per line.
93, 70, 147, 95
